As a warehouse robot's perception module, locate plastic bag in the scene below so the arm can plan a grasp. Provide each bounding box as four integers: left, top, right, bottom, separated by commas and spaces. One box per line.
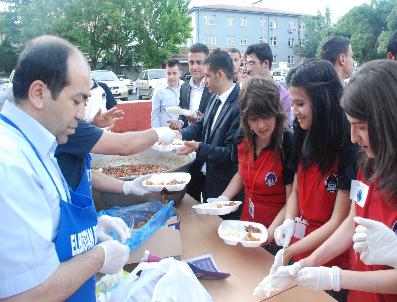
107, 257, 213, 302
98, 201, 176, 251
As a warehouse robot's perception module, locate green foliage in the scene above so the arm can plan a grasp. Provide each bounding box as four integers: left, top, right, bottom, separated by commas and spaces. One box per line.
300, 7, 334, 59
0, 0, 191, 72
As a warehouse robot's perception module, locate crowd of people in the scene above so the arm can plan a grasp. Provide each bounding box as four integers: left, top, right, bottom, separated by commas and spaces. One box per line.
1, 29, 397, 302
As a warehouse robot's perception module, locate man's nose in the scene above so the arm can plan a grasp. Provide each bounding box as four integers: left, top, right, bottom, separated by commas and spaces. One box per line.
76, 104, 85, 120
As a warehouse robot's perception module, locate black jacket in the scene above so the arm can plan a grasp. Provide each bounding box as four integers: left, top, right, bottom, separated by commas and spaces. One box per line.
178, 81, 212, 128
181, 84, 241, 198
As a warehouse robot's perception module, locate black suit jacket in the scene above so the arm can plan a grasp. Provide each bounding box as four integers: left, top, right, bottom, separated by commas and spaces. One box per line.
178, 81, 213, 128
181, 84, 241, 198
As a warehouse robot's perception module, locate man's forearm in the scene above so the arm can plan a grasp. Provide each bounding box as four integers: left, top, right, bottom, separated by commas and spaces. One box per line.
91, 169, 124, 194
2, 246, 104, 302
92, 129, 158, 155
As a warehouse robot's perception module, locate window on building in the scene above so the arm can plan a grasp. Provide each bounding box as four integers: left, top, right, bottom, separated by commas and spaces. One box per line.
273, 55, 277, 64
270, 18, 277, 30
226, 17, 234, 26
227, 36, 235, 46
260, 18, 266, 27
299, 38, 305, 47
204, 15, 216, 26
259, 36, 264, 43
288, 55, 295, 66
299, 22, 305, 30
270, 37, 277, 46
288, 38, 295, 47
204, 35, 217, 46
240, 17, 247, 27
240, 38, 248, 46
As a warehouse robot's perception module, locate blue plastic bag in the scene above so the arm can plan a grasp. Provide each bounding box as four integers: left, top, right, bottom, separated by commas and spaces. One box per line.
98, 201, 176, 251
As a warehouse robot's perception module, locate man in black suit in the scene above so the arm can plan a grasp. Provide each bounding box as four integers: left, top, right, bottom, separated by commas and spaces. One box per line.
178, 49, 241, 202
168, 43, 213, 130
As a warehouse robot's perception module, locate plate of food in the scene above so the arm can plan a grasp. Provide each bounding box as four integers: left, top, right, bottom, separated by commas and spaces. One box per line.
192, 200, 242, 216
165, 107, 196, 117
142, 172, 191, 192
218, 220, 268, 248
152, 139, 185, 153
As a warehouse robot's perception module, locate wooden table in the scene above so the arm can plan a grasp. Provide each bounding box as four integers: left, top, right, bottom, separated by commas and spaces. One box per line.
178, 194, 336, 302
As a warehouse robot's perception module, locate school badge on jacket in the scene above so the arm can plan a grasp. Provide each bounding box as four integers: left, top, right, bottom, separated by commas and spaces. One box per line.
265, 171, 278, 187
324, 173, 338, 193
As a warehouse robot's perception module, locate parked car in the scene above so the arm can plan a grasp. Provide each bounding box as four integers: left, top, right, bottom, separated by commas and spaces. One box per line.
135, 69, 167, 99
91, 70, 128, 101
272, 68, 289, 87
117, 74, 135, 95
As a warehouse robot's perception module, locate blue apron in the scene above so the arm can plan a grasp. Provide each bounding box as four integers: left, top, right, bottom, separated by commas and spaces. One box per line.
0, 114, 97, 302
75, 154, 93, 198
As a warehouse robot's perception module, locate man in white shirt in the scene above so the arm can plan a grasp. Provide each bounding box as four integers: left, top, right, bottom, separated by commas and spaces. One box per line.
0, 35, 130, 301
168, 43, 213, 130
151, 59, 182, 127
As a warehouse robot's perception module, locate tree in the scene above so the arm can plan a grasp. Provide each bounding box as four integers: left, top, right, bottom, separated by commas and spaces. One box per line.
300, 7, 334, 59
131, 0, 191, 68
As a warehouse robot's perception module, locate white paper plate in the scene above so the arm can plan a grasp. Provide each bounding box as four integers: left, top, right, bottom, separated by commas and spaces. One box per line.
142, 172, 191, 192
218, 220, 268, 248
192, 200, 242, 216
165, 107, 195, 116
151, 139, 185, 153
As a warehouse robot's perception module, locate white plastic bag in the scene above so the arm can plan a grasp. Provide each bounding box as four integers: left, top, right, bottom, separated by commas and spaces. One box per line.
108, 257, 213, 302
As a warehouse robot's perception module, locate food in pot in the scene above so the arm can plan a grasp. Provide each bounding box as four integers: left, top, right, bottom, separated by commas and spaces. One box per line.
101, 164, 169, 177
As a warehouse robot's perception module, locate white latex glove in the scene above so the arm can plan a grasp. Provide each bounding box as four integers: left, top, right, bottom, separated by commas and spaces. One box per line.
297, 266, 341, 291
274, 219, 295, 247
123, 175, 152, 196
97, 215, 131, 243
353, 216, 397, 268
98, 240, 130, 274
153, 127, 177, 145
206, 195, 229, 203
269, 248, 285, 275
253, 262, 301, 296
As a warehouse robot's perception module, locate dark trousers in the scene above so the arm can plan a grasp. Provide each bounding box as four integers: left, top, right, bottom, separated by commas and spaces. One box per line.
186, 160, 205, 202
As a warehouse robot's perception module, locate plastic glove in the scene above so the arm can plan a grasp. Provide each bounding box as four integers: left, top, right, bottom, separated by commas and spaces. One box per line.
253, 263, 301, 296
153, 127, 177, 145
274, 219, 295, 247
353, 216, 397, 268
97, 215, 131, 243
98, 240, 130, 274
207, 195, 229, 203
123, 175, 152, 196
297, 266, 341, 291
269, 248, 285, 275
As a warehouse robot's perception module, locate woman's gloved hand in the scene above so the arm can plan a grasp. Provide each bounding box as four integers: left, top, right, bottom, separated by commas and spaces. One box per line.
353, 216, 397, 268
96, 215, 131, 243
274, 219, 295, 247
296, 266, 341, 291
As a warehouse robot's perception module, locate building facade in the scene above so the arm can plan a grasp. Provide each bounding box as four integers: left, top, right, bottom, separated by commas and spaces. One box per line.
188, 5, 307, 68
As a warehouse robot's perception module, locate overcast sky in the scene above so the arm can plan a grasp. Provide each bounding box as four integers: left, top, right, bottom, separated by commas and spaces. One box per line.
190, 0, 371, 23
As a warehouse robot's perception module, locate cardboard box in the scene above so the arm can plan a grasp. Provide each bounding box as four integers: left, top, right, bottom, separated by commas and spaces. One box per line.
127, 215, 181, 263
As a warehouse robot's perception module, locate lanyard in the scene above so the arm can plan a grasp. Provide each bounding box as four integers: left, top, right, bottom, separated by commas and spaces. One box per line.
247, 150, 267, 202
0, 113, 69, 201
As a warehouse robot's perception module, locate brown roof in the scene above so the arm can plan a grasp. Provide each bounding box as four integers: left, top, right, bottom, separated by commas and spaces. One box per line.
190, 4, 303, 16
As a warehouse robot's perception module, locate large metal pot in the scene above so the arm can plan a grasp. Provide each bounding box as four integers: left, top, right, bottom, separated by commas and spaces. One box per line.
91, 148, 195, 210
